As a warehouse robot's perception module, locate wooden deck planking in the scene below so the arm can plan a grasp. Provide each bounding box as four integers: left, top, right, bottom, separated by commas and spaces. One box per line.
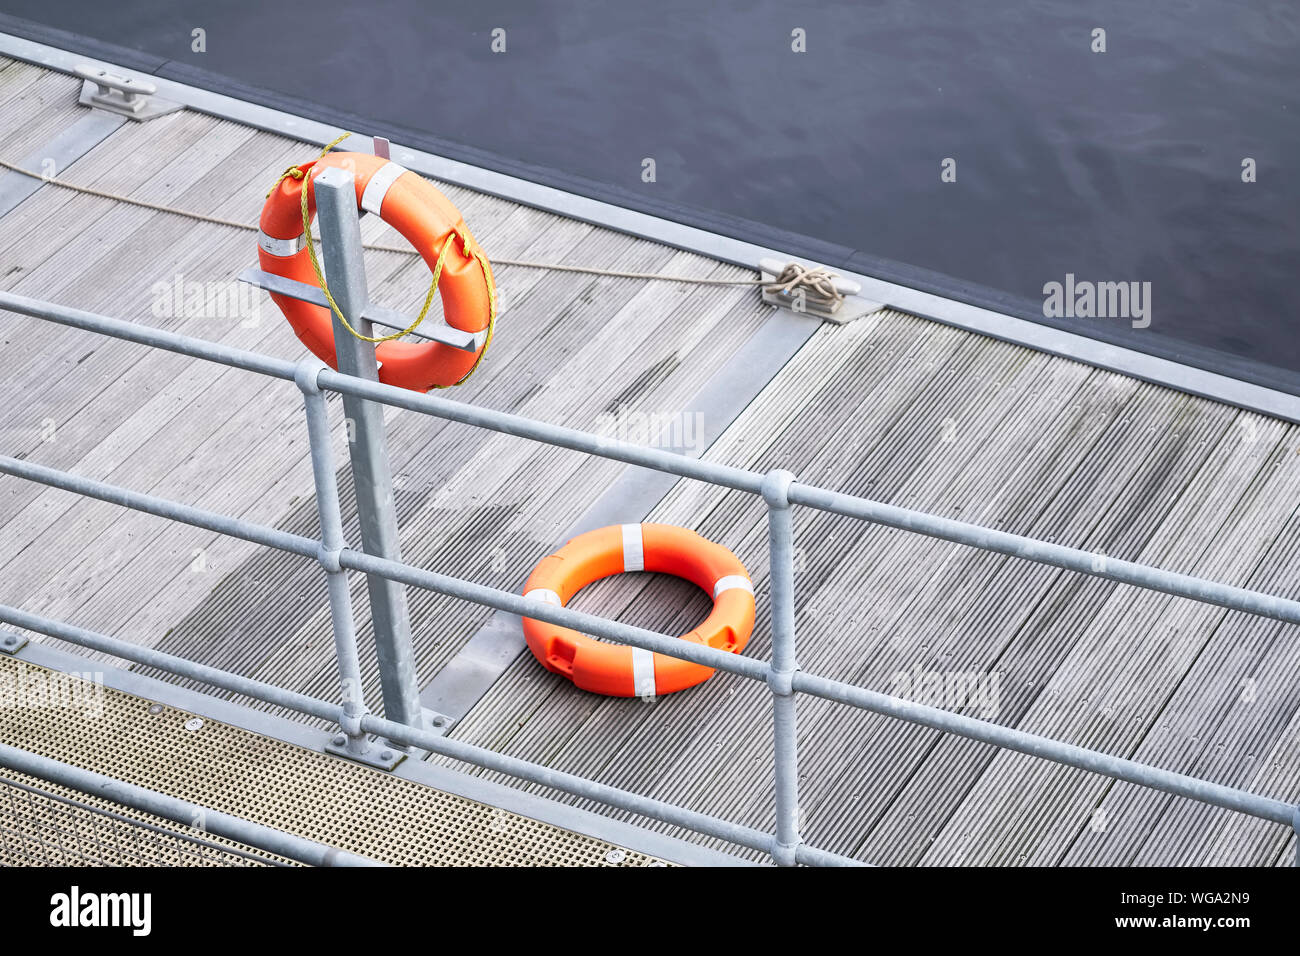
448, 308, 1299, 865
2, 62, 1297, 865
0, 117, 317, 611
812, 381, 1239, 861
919, 415, 1299, 864
445, 317, 1074, 816
1061, 506, 1300, 865
0, 61, 90, 162
0, 75, 773, 721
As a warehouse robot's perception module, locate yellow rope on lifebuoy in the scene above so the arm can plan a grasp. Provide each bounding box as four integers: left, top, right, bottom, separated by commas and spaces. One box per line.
276, 133, 498, 387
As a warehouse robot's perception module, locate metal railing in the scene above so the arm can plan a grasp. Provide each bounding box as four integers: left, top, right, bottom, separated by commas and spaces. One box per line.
3, 160, 1299, 865
0, 742, 380, 866
3, 284, 1299, 867
0, 771, 281, 867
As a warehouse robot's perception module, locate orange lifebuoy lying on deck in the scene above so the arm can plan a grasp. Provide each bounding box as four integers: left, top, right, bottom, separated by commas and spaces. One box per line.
258, 151, 494, 392
521, 524, 756, 698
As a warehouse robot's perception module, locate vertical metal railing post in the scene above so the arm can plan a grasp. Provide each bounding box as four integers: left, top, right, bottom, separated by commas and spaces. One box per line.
762, 469, 802, 866
1293, 806, 1299, 866
313, 166, 425, 738
295, 358, 379, 761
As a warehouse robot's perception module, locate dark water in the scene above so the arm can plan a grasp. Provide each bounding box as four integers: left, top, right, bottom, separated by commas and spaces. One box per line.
5, 1, 1298, 390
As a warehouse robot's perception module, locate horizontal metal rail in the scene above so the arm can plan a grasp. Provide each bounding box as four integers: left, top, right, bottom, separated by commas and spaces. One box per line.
6, 289, 1298, 628
0, 460, 1294, 836
1, 288, 1297, 866
0, 772, 292, 867
0, 742, 383, 867
786, 484, 1300, 627
0, 602, 850, 865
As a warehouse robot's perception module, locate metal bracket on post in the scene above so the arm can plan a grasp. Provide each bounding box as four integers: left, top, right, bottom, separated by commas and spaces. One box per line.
75, 65, 181, 121
312, 166, 428, 745
324, 731, 406, 771
237, 268, 486, 351
0, 630, 28, 655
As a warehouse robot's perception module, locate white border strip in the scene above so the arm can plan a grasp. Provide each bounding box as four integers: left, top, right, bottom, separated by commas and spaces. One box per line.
257, 229, 303, 257
3, 31, 1298, 424
359, 160, 406, 216
713, 575, 754, 599
631, 647, 656, 699
621, 523, 644, 572
524, 587, 561, 608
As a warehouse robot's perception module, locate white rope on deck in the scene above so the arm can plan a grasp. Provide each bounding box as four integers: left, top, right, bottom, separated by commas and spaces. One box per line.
0, 154, 846, 305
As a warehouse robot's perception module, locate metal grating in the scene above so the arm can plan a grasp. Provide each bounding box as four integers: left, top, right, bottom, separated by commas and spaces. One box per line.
0, 656, 666, 866
0, 770, 283, 866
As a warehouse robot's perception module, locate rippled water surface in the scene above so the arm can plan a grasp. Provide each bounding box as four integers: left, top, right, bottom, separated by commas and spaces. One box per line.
6, 1, 1297, 388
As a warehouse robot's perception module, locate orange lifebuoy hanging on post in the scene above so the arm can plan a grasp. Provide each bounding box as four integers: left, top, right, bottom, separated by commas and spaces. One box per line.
521, 524, 756, 698
258, 151, 495, 392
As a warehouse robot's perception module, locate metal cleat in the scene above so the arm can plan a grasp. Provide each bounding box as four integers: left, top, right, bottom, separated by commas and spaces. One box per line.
76, 64, 181, 121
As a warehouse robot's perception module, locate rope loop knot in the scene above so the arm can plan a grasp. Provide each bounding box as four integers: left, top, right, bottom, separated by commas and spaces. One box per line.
763, 262, 845, 310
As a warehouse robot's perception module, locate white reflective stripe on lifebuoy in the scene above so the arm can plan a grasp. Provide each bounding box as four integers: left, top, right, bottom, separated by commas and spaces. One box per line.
525, 588, 562, 607
360, 161, 408, 216
631, 647, 656, 699
258, 230, 304, 257
712, 575, 754, 599
621, 523, 644, 572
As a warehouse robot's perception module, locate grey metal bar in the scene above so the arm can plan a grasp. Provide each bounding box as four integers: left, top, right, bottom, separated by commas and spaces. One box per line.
295, 359, 374, 758
791, 670, 1298, 828
761, 469, 801, 867
0, 290, 299, 382
363, 300, 485, 351
314, 166, 424, 735
237, 267, 482, 349
353, 712, 850, 865
786, 481, 1300, 628
0, 602, 339, 724
0, 773, 290, 867
0, 743, 384, 867
0, 455, 319, 560
338, 546, 771, 681
315, 368, 767, 495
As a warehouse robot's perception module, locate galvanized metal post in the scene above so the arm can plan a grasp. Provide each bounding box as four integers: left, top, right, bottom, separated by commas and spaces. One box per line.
295, 358, 402, 769
1293, 805, 1299, 866
762, 468, 802, 866
312, 166, 425, 736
